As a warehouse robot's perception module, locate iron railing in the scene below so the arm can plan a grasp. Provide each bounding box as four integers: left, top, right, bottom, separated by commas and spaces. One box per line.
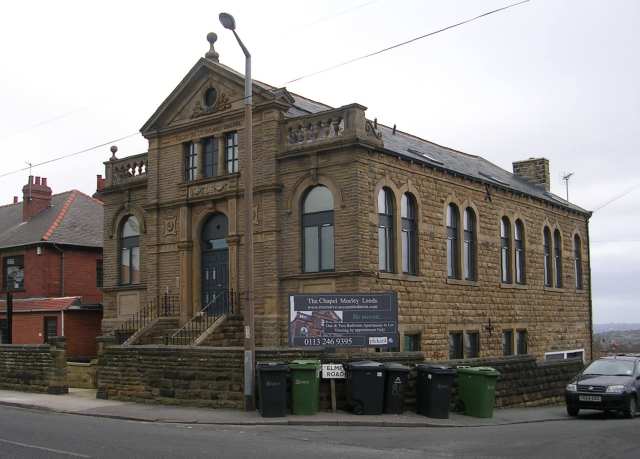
166, 289, 236, 346
114, 293, 180, 344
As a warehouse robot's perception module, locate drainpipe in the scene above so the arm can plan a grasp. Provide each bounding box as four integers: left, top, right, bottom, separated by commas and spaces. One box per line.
51, 244, 65, 296
586, 214, 593, 362
61, 310, 65, 337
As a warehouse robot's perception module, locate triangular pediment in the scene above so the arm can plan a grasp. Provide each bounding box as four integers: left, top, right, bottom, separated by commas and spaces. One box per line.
141, 58, 287, 135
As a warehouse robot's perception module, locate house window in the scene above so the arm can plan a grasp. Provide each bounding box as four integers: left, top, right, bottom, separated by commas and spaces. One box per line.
96, 260, 103, 288
516, 329, 528, 355
184, 142, 197, 181
465, 331, 480, 358
378, 188, 395, 272
514, 219, 525, 284
0, 319, 8, 344
120, 216, 141, 285
3, 255, 24, 291
446, 204, 460, 279
543, 227, 552, 287
574, 235, 583, 290
302, 186, 334, 273
225, 132, 239, 174
554, 229, 563, 287
500, 217, 512, 283
545, 348, 584, 362
202, 137, 218, 178
404, 334, 421, 351
449, 332, 464, 359
502, 330, 514, 356
43, 317, 57, 343
463, 208, 476, 281
401, 193, 417, 275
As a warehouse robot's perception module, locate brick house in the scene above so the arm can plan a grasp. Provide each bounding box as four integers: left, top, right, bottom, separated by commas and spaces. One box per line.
0, 176, 103, 360
98, 36, 592, 361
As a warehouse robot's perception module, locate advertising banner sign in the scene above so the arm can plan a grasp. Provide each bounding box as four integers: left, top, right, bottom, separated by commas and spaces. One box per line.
288, 293, 398, 348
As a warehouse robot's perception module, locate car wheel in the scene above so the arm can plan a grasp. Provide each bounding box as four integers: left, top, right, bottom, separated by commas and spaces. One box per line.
623, 397, 637, 419
567, 405, 579, 417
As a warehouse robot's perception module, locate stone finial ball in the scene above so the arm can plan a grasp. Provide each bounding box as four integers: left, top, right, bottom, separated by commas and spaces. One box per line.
110, 145, 118, 154
207, 32, 218, 44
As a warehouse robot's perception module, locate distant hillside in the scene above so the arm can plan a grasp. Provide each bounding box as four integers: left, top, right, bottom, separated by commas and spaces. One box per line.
594, 323, 640, 334
594, 329, 640, 355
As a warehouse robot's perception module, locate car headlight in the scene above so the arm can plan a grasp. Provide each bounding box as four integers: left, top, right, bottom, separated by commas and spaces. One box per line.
566, 383, 577, 392
606, 385, 626, 394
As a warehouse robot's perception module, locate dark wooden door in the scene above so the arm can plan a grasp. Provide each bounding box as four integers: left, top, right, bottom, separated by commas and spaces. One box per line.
201, 249, 229, 315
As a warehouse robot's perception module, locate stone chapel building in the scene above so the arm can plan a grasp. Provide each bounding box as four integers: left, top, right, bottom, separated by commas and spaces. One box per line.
98, 35, 592, 361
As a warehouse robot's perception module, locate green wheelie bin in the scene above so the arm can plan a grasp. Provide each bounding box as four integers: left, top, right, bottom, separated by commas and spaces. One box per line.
456, 366, 500, 418
289, 359, 321, 415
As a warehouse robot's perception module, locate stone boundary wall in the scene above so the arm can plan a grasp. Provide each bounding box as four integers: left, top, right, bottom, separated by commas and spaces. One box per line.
95, 345, 582, 411
0, 338, 68, 394
96, 345, 244, 408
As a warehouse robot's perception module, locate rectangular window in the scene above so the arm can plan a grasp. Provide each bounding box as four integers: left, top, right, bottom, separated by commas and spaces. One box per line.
225, 132, 239, 174
320, 224, 334, 271
3, 255, 25, 291
0, 319, 8, 344
378, 227, 393, 272
404, 334, 421, 351
43, 317, 57, 343
502, 330, 514, 356
304, 226, 319, 273
131, 247, 140, 284
449, 332, 464, 359
203, 137, 218, 178
121, 248, 130, 285
516, 329, 528, 355
184, 142, 197, 181
96, 260, 103, 288
463, 238, 475, 281
465, 331, 480, 358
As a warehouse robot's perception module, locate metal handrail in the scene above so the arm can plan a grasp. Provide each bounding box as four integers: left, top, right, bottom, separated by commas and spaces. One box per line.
114, 293, 180, 344
166, 289, 236, 346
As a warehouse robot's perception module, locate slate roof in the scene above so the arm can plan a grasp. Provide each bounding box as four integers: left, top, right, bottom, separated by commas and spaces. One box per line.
0, 191, 103, 250
280, 91, 589, 215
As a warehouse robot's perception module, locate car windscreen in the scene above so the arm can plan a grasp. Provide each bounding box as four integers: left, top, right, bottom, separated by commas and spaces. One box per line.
583, 359, 635, 376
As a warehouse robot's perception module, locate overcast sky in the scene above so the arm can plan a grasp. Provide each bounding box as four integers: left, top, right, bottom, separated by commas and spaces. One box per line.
1, 0, 638, 324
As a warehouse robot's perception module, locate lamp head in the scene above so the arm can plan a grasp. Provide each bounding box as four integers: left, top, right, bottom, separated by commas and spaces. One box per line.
219, 13, 236, 30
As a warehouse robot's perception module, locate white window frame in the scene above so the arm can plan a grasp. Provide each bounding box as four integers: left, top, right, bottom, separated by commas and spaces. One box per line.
544, 348, 585, 363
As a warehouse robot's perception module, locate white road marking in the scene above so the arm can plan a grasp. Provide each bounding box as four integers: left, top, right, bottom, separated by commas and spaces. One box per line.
0, 437, 91, 457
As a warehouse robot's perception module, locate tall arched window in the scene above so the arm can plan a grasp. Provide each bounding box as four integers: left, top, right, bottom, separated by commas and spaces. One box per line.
120, 216, 140, 285
378, 188, 395, 272
446, 204, 460, 279
401, 193, 417, 275
463, 208, 476, 281
574, 235, 583, 289
500, 217, 512, 283
515, 219, 525, 284
543, 227, 552, 287
302, 186, 334, 273
554, 229, 563, 287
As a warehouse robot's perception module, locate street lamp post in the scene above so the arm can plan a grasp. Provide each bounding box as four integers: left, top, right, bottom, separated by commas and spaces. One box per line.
219, 12, 255, 411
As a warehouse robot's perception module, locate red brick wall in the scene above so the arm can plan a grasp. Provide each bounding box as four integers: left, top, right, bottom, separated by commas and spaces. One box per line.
0, 310, 102, 359
64, 310, 102, 360
1, 246, 102, 304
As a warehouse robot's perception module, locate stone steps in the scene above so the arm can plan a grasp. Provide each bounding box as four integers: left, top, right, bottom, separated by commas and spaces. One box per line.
201, 315, 244, 347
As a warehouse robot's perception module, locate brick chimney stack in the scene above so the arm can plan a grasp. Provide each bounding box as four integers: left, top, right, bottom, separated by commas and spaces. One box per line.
13, 196, 18, 204
92, 174, 106, 202
512, 158, 551, 192
22, 175, 52, 221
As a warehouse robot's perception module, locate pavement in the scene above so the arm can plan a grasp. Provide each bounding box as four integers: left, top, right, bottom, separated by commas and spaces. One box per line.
0, 388, 574, 427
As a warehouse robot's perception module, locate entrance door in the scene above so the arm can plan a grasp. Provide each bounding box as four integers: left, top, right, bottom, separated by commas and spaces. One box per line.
201, 214, 229, 315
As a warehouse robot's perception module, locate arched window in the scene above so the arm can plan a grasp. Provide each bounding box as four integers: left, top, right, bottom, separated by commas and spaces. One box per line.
120, 216, 140, 285
543, 227, 552, 287
446, 204, 460, 279
515, 219, 525, 284
463, 208, 476, 281
500, 217, 512, 283
378, 188, 395, 272
554, 229, 563, 287
574, 235, 583, 289
302, 186, 334, 273
401, 193, 417, 275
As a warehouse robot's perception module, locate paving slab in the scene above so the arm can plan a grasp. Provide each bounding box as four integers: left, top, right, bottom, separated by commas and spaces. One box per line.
0, 388, 570, 427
